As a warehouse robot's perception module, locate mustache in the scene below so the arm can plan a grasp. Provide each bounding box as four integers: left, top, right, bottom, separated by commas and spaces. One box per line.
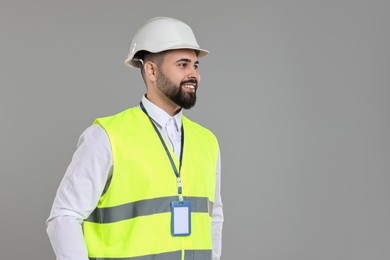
180, 78, 198, 86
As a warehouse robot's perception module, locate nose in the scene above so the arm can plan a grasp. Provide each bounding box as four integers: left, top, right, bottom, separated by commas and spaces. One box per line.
188, 66, 200, 82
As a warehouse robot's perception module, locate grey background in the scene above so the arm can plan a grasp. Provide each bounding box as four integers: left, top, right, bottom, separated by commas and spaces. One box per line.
1, 0, 389, 259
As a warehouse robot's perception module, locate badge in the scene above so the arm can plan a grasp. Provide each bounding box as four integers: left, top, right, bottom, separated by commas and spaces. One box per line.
171, 200, 191, 236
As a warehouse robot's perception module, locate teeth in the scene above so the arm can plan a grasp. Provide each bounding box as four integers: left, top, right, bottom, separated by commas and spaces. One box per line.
184, 85, 195, 89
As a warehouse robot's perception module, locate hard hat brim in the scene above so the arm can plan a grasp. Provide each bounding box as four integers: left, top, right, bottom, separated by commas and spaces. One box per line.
124, 47, 209, 68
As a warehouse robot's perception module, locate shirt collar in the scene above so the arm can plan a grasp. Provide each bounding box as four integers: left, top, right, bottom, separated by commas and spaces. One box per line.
141, 95, 182, 131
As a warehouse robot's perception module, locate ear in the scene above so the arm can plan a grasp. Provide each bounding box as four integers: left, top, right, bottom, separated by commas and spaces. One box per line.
144, 61, 158, 82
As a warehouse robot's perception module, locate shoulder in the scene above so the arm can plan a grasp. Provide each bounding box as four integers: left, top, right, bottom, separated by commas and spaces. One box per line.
93, 107, 150, 138
182, 116, 218, 142
77, 124, 110, 149
94, 107, 142, 126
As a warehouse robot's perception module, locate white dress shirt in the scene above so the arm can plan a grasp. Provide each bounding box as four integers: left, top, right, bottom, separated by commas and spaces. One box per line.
46, 96, 223, 260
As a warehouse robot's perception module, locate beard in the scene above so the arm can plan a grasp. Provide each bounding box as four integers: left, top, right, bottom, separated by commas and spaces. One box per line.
156, 70, 197, 109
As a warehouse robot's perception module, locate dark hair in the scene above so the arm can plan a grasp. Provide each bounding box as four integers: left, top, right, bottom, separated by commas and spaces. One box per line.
136, 51, 166, 80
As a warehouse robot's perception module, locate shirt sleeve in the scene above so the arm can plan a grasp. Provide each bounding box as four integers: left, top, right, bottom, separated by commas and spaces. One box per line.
212, 147, 224, 260
46, 124, 112, 260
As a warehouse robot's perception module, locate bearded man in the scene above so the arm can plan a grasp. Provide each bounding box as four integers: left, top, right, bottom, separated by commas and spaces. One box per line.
47, 17, 223, 260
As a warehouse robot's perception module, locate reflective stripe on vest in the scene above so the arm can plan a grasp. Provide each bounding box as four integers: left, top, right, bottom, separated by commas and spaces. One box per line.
87, 196, 214, 223
89, 249, 211, 260
84, 107, 218, 259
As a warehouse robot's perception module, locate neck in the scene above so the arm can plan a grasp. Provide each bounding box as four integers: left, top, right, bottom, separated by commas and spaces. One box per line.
145, 93, 181, 116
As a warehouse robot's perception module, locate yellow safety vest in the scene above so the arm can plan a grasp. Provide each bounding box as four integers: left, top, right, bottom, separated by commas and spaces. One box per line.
83, 107, 219, 260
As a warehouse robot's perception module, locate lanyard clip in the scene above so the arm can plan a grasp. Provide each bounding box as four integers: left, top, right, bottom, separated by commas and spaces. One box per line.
177, 177, 182, 194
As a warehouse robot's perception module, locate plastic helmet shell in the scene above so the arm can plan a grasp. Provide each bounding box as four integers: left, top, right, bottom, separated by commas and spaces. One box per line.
124, 17, 209, 68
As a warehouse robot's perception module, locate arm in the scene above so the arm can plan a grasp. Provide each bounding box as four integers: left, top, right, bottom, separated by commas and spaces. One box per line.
212, 147, 224, 260
46, 125, 112, 260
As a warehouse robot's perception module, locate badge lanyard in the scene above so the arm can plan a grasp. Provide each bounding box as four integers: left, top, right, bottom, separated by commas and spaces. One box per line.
139, 102, 185, 201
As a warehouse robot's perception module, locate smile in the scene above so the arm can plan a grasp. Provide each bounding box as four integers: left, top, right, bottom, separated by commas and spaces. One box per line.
182, 83, 197, 92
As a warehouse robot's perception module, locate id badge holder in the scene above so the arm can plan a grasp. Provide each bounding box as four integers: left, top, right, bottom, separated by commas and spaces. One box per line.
170, 200, 191, 236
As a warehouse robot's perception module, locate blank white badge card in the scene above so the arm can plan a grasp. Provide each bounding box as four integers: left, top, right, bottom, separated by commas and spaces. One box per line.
171, 200, 191, 236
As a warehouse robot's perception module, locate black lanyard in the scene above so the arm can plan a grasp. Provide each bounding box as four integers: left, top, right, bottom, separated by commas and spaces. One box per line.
139, 102, 185, 200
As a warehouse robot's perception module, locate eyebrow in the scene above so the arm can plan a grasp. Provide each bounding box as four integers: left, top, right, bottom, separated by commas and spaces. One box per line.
175, 58, 199, 65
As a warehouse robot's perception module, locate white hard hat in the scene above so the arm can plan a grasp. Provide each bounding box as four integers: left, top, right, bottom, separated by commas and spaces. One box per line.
124, 17, 209, 68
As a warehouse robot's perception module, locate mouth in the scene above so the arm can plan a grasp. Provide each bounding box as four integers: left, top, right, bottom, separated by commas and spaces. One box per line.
181, 80, 197, 92
182, 84, 196, 92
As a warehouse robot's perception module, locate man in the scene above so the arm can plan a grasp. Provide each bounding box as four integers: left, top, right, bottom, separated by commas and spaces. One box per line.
46, 17, 223, 260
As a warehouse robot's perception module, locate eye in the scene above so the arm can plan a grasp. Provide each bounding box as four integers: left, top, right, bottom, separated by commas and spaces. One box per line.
194, 63, 199, 70
178, 63, 187, 68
